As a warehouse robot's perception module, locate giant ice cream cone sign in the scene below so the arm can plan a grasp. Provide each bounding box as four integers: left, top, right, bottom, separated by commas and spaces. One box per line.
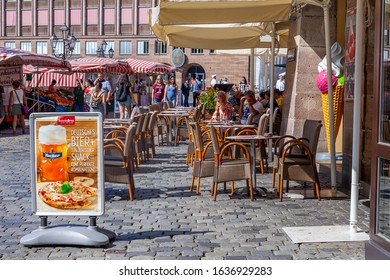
316, 42, 345, 153
321, 84, 344, 153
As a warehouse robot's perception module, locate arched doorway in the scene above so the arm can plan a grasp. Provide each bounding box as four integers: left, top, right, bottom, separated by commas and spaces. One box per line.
186, 64, 206, 85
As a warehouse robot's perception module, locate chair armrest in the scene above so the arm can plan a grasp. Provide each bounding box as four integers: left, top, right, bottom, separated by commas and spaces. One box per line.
236, 128, 258, 135
219, 142, 251, 163
280, 139, 314, 164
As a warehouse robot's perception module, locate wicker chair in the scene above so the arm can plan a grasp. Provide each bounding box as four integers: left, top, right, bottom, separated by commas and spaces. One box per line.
104, 123, 137, 200
209, 125, 253, 201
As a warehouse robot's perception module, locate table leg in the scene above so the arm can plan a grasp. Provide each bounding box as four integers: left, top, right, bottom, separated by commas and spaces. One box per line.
250, 141, 256, 190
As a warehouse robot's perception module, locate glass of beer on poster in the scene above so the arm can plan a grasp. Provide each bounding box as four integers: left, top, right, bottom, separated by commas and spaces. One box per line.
38, 125, 68, 182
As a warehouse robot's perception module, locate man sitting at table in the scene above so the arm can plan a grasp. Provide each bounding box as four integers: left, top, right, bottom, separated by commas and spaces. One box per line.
239, 90, 264, 125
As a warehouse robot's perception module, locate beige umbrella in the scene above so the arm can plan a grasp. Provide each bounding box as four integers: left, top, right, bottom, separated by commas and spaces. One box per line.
153, 0, 292, 25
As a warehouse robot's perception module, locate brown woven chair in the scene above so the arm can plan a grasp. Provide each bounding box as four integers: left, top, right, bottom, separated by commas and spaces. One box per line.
146, 111, 159, 158
209, 125, 253, 201
272, 120, 322, 189
188, 121, 215, 194
104, 123, 137, 200
277, 139, 321, 201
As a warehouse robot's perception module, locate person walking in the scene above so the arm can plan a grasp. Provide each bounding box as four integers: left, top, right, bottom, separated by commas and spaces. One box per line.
191, 76, 202, 107
8, 81, 27, 135
164, 75, 178, 106
181, 78, 191, 107
89, 81, 106, 119
95, 73, 112, 116
72, 78, 85, 112
152, 75, 165, 104
84, 79, 94, 112
116, 74, 135, 119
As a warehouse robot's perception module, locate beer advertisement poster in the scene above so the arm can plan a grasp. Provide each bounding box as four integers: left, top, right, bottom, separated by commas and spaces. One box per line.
30, 113, 104, 216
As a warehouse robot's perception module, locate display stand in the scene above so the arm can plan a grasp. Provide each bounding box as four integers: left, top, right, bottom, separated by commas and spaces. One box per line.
20, 216, 116, 247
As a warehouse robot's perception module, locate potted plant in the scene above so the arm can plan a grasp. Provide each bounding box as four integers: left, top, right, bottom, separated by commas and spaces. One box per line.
198, 88, 217, 116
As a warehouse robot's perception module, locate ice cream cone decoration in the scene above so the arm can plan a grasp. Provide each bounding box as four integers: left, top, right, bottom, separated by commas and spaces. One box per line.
321, 85, 344, 153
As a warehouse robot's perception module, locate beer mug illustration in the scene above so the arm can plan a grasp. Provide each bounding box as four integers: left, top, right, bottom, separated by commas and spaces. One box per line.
38, 125, 68, 182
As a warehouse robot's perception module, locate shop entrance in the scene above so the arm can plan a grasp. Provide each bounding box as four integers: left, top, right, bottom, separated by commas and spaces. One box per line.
186, 65, 206, 86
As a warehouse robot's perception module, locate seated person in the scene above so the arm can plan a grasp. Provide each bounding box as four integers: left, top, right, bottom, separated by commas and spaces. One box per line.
239, 90, 264, 125
211, 91, 234, 121
274, 88, 284, 108
228, 90, 242, 112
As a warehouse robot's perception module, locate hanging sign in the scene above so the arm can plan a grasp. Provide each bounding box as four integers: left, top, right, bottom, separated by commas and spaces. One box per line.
0, 66, 22, 86
30, 113, 104, 216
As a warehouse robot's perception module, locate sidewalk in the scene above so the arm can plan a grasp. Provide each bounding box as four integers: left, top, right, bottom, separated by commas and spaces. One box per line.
0, 131, 370, 260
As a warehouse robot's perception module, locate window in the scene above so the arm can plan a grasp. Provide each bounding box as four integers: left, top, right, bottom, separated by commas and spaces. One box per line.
173, 46, 185, 53
20, 42, 32, 52
104, 8, 115, 25
138, 8, 149, 24
120, 41, 132, 54
137, 40, 149, 55
36, 41, 48, 54
37, 10, 48, 26
191, 48, 204, 55
210, 50, 216, 54
86, 41, 97, 55
121, 8, 133, 24
154, 40, 167, 55
21, 10, 32, 26
5, 42, 16, 48
72, 42, 80, 55
53, 43, 64, 57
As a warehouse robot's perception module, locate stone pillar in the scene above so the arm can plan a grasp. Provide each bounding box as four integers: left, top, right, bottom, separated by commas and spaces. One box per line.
281, 4, 337, 153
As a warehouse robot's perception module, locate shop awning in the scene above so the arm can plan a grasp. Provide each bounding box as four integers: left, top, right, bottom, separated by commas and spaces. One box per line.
70, 57, 132, 74
0, 46, 72, 70
122, 58, 171, 74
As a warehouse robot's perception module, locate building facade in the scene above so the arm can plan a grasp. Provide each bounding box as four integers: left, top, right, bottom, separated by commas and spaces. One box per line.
0, 0, 249, 86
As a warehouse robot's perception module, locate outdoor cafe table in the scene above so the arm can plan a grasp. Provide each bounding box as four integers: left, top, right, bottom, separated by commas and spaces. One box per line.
207, 122, 256, 138
225, 134, 280, 194
158, 111, 189, 145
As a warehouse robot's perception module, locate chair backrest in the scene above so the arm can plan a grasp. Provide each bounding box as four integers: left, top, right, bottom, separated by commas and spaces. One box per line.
142, 112, 151, 132
168, 101, 174, 108
302, 120, 322, 156
257, 113, 269, 136
189, 122, 205, 152
163, 102, 169, 110
156, 102, 163, 112
124, 122, 137, 160
135, 114, 145, 135
148, 111, 159, 132
209, 125, 221, 155
246, 113, 254, 125
273, 107, 280, 124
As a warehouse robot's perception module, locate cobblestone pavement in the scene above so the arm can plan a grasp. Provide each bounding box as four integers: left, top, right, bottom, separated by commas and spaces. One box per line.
0, 126, 370, 260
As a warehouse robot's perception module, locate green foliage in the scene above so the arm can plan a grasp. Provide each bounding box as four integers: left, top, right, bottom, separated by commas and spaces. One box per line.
199, 88, 217, 113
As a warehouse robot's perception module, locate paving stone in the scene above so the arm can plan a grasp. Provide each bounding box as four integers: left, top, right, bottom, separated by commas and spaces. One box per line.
0, 133, 370, 260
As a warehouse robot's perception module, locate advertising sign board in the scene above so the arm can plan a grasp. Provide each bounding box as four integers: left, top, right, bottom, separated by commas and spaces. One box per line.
30, 113, 104, 216
0, 66, 22, 86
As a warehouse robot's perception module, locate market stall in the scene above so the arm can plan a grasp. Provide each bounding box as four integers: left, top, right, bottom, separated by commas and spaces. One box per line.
0, 46, 72, 116
122, 58, 171, 106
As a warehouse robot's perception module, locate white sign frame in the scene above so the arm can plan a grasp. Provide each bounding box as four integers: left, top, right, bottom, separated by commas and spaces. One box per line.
30, 112, 105, 216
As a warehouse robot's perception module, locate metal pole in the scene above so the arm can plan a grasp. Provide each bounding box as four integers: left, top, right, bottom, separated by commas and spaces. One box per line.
350, 0, 364, 233
323, 5, 337, 188
268, 24, 276, 159
250, 48, 255, 90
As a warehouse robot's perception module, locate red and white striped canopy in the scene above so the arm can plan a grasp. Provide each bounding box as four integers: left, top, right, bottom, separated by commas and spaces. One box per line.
0, 46, 71, 70
122, 58, 171, 74
28, 72, 83, 87
70, 57, 132, 74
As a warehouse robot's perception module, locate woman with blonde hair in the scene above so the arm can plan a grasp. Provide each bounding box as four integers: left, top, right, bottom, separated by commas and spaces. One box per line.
152, 75, 165, 104
116, 74, 135, 119
8, 81, 27, 135
211, 90, 234, 121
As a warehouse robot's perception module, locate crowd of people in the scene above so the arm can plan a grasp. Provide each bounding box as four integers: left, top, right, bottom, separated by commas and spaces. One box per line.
0, 72, 286, 135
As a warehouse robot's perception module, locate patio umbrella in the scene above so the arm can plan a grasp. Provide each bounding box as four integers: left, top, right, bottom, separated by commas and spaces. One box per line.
154, 0, 292, 25
0, 46, 71, 70
70, 57, 132, 74
122, 58, 171, 74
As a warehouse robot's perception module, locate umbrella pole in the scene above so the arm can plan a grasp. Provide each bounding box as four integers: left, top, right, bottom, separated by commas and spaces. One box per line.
250, 48, 255, 91
323, 4, 337, 189
350, 0, 364, 233
268, 25, 275, 159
